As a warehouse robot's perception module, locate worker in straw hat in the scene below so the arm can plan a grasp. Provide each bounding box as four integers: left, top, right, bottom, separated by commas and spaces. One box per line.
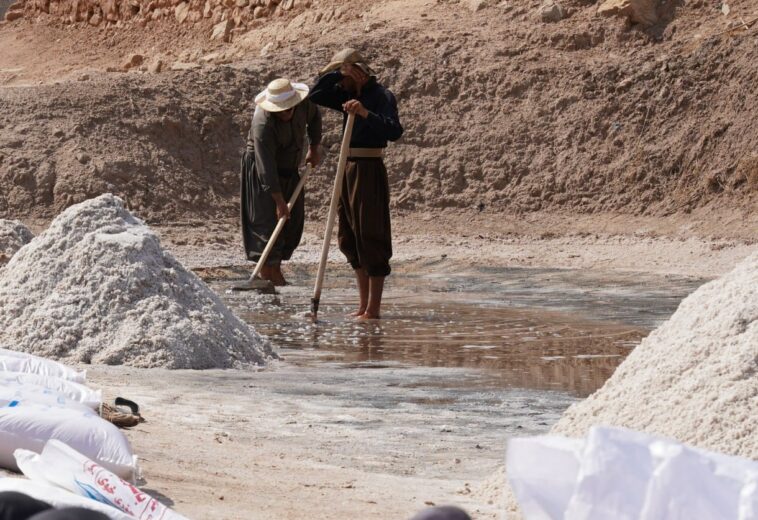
240, 78, 323, 286
309, 48, 403, 320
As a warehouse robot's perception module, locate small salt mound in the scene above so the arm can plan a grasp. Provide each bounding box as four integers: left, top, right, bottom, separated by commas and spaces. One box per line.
0, 194, 273, 369
0, 219, 33, 264
553, 250, 758, 459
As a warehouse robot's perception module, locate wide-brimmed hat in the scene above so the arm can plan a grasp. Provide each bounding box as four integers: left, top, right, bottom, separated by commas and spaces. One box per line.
320, 48, 376, 76
255, 78, 309, 113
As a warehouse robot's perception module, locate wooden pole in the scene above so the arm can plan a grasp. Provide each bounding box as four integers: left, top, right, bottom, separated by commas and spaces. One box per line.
311, 113, 356, 320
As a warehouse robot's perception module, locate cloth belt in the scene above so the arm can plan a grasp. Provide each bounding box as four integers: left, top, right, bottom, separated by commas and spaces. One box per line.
348, 148, 385, 159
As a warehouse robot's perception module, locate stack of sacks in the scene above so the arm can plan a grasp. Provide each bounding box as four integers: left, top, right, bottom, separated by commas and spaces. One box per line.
0, 347, 137, 481
3, 440, 189, 520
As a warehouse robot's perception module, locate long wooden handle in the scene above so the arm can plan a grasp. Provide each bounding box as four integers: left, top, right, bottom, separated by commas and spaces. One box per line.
312, 113, 356, 306
249, 163, 313, 281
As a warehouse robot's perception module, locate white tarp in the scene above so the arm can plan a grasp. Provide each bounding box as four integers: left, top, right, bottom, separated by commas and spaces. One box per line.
507, 426, 758, 520
16, 440, 188, 520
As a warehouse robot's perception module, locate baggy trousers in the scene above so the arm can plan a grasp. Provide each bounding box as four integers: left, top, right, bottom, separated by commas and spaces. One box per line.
240, 150, 305, 265
338, 158, 392, 277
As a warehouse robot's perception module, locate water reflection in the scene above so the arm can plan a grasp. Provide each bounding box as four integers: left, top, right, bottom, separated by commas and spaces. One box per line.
202, 264, 701, 397
218, 274, 652, 397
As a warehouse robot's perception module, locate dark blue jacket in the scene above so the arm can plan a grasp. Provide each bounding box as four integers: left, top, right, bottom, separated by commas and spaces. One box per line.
309, 71, 403, 148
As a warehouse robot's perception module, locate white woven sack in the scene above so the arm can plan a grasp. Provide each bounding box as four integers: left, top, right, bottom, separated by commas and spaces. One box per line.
0, 372, 101, 410
0, 402, 137, 480
0, 348, 86, 383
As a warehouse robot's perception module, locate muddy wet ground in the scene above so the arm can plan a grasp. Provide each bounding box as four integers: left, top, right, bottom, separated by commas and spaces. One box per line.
218, 265, 702, 397
88, 264, 704, 519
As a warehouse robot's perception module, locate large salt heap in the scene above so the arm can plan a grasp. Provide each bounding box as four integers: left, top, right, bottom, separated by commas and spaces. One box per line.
0, 219, 33, 264
553, 251, 758, 459
0, 194, 273, 369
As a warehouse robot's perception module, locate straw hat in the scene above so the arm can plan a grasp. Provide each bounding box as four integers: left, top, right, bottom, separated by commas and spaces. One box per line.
320, 48, 376, 76
255, 78, 309, 113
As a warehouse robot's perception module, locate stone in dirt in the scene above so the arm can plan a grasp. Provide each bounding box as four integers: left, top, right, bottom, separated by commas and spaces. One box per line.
4, 10, 22, 22
146, 56, 164, 73
0, 219, 33, 265
174, 1, 190, 23
121, 53, 144, 71
75, 151, 91, 164
540, 1, 566, 23
259, 41, 276, 57
553, 251, 758, 459
597, 0, 658, 26
0, 194, 274, 369
171, 61, 200, 70
464, 0, 496, 13
210, 19, 232, 41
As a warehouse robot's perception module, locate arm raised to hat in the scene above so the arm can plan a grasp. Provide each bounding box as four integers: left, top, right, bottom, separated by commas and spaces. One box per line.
308, 71, 350, 112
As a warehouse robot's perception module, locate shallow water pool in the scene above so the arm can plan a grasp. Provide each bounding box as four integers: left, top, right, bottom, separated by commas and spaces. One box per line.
215, 265, 702, 398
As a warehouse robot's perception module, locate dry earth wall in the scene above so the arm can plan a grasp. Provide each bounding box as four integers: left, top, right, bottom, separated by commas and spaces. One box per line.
9, 0, 311, 31
0, 0, 756, 227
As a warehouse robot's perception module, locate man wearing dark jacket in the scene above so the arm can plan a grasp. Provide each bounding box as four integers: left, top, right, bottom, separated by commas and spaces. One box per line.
309, 48, 403, 320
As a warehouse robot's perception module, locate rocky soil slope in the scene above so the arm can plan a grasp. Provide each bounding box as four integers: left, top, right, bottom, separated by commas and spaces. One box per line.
0, 0, 756, 234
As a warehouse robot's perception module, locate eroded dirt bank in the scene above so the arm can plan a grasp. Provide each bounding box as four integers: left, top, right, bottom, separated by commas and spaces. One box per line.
0, 0, 756, 234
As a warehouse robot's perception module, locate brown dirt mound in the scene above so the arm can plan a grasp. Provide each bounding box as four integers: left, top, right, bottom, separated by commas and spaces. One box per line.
0, 0, 756, 229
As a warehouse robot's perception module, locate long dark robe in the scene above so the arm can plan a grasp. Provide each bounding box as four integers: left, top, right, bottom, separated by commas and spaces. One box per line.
240, 99, 321, 264
240, 155, 304, 264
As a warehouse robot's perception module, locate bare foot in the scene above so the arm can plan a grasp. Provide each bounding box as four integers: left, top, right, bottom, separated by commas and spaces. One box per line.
258, 265, 275, 282
270, 274, 288, 287
270, 265, 288, 286
356, 312, 380, 320
349, 308, 367, 317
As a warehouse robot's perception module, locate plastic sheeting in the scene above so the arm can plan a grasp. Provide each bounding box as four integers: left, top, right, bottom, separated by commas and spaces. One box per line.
507, 426, 758, 520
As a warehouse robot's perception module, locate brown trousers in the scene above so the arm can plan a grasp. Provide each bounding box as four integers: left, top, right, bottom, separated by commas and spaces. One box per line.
338, 158, 392, 277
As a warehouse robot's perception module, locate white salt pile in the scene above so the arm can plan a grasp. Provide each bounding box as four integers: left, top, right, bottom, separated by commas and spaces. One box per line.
480, 251, 757, 514
552, 251, 757, 458
0, 219, 33, 264
0, 194, 273, 369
